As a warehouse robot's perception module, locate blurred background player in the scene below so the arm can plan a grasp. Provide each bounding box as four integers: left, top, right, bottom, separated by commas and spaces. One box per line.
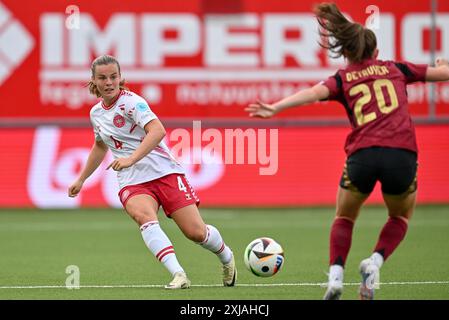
68, 55, 236, 289
246, 2, 449, 300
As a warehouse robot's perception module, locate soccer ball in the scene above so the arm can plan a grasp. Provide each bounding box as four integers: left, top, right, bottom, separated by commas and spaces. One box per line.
244, 237, 284, 277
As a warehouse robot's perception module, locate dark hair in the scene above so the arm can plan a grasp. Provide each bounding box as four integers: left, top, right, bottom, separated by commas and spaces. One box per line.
314, 2, 377, 63
87, 55, 128, 97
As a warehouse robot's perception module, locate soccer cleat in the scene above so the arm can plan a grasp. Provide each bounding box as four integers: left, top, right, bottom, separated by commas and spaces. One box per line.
359, 258, 380, 300
323, 279, 343, 300
165, 271, 191, 289
222, 254, 237, 287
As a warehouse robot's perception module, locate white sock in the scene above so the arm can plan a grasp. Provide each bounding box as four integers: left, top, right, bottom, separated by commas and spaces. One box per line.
329, 264, 344, 283
370, 252, 384, 269
198, 225, 233, 264
140, 221, 184, 276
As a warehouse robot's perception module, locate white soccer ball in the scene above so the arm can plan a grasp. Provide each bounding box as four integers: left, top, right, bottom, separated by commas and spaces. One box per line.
244, 237, 284, 277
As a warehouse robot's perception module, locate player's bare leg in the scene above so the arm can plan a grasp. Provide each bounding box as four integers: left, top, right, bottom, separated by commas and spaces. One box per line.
359, 191, 416, 300
324, 187, 368, 300
124, 194, 159, 226
125, 194, 190, 289
172, 205, 236, 286
383, 190, 416, 221
170, 204, 207, 243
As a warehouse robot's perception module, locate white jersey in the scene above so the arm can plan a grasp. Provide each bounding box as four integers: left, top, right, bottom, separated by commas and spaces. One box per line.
90, 90, 184, 189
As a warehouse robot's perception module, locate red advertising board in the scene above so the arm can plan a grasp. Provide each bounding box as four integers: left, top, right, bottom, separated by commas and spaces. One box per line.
1, 125, 449, 208
1, 0, 449, 122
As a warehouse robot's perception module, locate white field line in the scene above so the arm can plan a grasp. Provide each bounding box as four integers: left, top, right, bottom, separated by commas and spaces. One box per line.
0, 281, 448, 289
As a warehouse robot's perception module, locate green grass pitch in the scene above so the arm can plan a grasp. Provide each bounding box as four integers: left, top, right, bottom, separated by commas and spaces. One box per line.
0, 206, 448, 300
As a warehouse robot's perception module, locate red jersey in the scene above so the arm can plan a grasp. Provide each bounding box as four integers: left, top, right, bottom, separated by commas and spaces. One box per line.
322, 59, 427, 156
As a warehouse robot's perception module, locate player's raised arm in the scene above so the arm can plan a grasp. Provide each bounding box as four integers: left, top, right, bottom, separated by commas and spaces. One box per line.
68, 139, 109, 197
425, 57, 449, 82
245, 83, 330, 118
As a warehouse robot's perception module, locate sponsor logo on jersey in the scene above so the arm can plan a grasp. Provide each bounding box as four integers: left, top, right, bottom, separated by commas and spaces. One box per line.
136, 102, 149, 112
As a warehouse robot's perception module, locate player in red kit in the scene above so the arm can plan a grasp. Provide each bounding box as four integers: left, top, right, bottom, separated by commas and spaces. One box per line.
246, 3, 449, 300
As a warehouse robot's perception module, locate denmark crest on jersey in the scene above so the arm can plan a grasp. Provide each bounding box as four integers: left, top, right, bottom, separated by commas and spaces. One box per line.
113, 114, 126, 128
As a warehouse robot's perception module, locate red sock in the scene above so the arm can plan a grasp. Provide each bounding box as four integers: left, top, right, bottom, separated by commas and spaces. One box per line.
374, 217, 408, 261
329, 217, 354, 266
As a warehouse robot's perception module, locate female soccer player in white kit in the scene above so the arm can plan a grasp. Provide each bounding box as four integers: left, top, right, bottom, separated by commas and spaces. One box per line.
68, 55, 236, 289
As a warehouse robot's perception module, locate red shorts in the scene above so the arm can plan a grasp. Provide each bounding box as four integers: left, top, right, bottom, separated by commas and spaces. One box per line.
118, 173, 200, 217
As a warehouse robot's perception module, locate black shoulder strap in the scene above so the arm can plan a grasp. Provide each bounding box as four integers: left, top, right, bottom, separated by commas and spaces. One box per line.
333, 72, 352, 117
334, 73, 343, 90
395, 62, 413, 78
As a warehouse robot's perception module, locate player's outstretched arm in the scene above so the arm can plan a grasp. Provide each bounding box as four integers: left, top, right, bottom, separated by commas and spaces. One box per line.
107, 119, 166, 171
426, 57, 449, 82
245, 83, 330, 118
68, 139, 109, 197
